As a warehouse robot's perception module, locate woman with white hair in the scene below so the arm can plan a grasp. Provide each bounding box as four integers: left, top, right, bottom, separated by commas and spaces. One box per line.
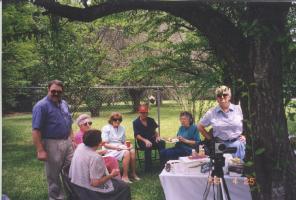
197, 85, 246, 160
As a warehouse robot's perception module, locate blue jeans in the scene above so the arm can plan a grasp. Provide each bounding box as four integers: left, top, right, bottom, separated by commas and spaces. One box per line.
224, 139, 246, 159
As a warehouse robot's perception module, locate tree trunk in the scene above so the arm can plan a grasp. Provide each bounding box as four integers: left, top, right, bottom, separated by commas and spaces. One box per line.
127, 88, 145, 112
89, 107, 101, 117
240, 4, 296, 200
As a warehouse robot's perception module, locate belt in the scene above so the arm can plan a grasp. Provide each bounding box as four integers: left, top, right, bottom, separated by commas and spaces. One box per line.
43, 136, 69, 140
222, 137, 239, 143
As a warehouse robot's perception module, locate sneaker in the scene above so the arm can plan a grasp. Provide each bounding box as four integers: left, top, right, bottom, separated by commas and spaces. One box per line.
131, 176, 141, 181
122, 178, 132, 184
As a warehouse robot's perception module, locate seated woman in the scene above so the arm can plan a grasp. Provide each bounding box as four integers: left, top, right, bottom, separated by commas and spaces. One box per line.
74, 114, 120, 178
160, 111, 201, 164
69, 129, 131, 200
102, 112, 140, 183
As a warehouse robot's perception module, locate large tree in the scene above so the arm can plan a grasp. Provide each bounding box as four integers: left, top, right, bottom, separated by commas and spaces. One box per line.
31, 1, 296, 199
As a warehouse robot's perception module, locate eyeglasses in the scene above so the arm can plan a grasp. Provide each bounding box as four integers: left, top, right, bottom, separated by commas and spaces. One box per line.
180, 117, 189, 121
83, 122, 92, 126
112, 118, 122, 122
217, 94, 229, 98
50, 90, 63, 95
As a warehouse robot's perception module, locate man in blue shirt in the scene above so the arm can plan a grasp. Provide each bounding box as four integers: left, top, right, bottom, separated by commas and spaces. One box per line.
133, 105, 165, 172
32, 80, 74, 200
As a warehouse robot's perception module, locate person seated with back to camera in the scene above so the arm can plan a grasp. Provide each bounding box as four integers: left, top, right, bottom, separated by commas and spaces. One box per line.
197, 85, 246, 160
160, 111, 201, 165
69, 129, 131, 200
74, 114, 120, 179
102, 112, 140, 183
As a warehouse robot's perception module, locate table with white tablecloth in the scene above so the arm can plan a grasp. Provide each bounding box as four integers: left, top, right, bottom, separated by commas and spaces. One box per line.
159, 168, 252, 200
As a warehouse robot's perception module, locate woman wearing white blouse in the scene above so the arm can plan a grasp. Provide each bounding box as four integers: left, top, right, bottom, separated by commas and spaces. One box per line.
198, 85, 246, 159
102, 112, 140, 183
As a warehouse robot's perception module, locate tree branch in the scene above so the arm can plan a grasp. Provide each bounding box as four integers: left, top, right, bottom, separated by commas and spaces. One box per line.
33, 0, 246, 68
33, 0, 184, 22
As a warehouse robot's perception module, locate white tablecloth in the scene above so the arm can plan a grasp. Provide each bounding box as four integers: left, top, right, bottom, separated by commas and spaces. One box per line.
159, 169, 252, 200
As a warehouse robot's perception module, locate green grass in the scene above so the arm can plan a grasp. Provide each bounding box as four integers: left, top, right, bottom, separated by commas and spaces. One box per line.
287, 100, 296, 135
72, 102, 184, 140
3, 101, 296, 200
2, 103, 185, 200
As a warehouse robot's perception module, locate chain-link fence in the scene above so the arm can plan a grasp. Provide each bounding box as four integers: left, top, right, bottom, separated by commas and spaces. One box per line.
3, 86, 216, 131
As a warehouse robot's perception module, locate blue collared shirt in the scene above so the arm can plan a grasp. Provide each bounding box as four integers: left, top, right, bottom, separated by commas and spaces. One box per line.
32, 96, 72, 139
199, 103, 243, 140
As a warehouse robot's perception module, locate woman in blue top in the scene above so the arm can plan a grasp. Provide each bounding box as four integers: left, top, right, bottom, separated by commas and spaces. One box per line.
160, 111, 200, 165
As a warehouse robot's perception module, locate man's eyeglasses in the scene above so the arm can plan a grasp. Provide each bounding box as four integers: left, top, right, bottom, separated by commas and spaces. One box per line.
83, 122, 92, 126
217, 93, 229, 98
50, 90, 63, 95
112, 118, 122, 122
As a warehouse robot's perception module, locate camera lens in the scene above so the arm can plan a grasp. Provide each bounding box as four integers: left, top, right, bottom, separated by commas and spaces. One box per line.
218, 143, 226, 151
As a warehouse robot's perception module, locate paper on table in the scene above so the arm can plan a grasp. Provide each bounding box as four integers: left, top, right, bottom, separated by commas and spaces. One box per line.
162, 138, 179, 144
179, 156, 210, 163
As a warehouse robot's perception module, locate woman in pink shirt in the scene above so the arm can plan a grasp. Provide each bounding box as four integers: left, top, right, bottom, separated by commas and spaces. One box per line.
74, 114, 120, 178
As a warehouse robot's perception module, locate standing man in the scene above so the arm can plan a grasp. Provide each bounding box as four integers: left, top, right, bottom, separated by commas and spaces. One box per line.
32, 80, 74, 200
133, 105, 165, 172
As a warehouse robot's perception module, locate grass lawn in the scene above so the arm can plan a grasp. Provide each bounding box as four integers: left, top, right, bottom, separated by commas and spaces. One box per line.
2, 101, 296, 199
2, 102, 186, 200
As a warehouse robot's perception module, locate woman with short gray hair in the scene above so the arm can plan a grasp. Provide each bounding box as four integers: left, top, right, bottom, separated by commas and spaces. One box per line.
197, 85, 246, 160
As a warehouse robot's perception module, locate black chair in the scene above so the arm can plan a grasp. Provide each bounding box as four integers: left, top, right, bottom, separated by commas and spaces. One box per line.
134, 139, 159, 168
61, 165, 112, 200
61, 165, 81, 200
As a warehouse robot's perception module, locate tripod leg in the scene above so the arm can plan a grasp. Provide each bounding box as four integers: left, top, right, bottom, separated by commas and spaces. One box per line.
202, 177, 212, 200
216, 182, 223, 200
220, 177, 231, 200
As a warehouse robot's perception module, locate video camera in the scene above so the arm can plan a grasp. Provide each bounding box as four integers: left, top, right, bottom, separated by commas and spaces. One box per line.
196, 137, 237, 176
196, 137, 237, 159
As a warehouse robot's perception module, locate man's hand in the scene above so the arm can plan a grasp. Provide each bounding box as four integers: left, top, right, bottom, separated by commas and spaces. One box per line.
37, 150, 48, 161
32, 129, 48, 161
145, 139, 152, 148
155, 136, 161, 143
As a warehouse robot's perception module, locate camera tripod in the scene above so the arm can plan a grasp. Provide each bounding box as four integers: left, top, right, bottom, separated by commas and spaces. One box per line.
202, 156, 231, 200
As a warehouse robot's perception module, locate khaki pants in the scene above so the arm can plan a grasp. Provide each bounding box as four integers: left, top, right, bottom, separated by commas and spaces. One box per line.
43, 138, 74, 200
